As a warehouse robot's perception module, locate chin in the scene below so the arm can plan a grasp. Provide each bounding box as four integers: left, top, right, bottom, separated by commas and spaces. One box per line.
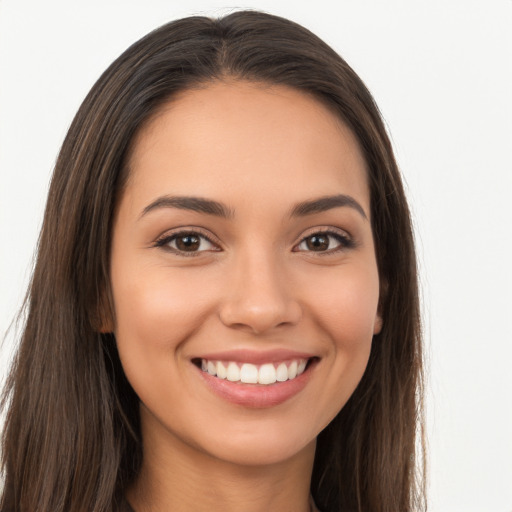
204, 433, 316, 468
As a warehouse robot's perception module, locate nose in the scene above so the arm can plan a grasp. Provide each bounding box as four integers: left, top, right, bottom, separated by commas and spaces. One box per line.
218, 251, 302, 335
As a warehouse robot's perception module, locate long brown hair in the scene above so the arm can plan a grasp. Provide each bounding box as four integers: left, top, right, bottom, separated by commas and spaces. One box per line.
1, 11, 425, 512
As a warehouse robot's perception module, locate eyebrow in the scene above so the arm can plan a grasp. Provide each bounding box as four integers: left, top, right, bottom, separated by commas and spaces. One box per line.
140, 194, 367, 220
140, 195, 234, 219
289, 194, 368, 220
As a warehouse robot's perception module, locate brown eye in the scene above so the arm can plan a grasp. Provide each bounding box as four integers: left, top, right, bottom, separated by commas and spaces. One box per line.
175, 234, 201, 251
156, 231, 218, 255
305, 234, 330, 251
296, 231, 353, 253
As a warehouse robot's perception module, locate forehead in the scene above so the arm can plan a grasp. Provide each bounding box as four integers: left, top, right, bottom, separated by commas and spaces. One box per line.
125, 80, 370, 216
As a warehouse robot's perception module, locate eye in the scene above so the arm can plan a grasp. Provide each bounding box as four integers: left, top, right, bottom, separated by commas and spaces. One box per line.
295, 230, 354, 253
154, 230, 220, 256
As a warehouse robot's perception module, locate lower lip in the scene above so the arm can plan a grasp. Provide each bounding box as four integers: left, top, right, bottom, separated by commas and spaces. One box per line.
195, 361, 315, 408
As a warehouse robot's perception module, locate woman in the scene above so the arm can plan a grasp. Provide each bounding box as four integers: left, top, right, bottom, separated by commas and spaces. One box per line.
0, 11, 425, 512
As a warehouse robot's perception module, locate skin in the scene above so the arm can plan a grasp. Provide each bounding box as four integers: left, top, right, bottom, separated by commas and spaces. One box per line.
108, 80, 382, 512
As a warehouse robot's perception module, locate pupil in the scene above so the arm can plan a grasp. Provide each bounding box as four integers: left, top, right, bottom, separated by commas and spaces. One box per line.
307, 235, 329, 251
176, 234, 200, 251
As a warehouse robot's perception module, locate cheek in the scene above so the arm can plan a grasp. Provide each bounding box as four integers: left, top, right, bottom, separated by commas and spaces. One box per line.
111, 264, 213, 351
110, 265, 216, 411
306, 263, 380, 348
303, 265, 379, 423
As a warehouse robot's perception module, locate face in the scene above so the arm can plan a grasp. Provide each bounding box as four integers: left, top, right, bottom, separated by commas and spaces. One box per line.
109, 80, 382, 468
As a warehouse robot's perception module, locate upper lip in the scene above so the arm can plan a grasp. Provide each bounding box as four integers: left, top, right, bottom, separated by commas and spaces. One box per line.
193, 349, 317, 365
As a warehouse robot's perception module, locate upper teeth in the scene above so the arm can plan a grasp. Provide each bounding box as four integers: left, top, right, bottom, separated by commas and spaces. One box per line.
201, 359, 308, 385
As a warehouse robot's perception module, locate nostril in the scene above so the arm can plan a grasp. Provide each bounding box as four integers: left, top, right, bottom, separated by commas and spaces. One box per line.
218, 286, 303, 335
218, 306, 302, 335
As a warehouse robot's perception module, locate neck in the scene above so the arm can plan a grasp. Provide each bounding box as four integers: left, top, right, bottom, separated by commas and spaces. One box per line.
127, 410, 315, 512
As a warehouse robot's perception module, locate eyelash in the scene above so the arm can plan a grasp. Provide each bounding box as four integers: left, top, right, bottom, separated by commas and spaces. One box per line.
154, 228, 220, 257
294, 229, 355, 255
153, 228, 355, 257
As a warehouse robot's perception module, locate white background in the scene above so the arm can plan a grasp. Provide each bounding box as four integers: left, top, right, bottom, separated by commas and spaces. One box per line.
1, 1, 511, 510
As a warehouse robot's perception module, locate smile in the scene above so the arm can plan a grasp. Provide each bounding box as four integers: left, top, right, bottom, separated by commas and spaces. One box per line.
200, 359, 308, 385
192, 351, 318, 407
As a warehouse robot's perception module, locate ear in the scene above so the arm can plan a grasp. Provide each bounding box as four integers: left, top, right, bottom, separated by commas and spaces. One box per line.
93, 288, 115, 333
373, 277, 387, 335
98, 314, 114, 334
373, 313, 383, 335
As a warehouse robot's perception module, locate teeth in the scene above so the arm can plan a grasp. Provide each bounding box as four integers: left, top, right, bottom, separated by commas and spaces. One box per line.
240, 363, 258, 384
258, 363, 277, 385
226, 362, 240, 382
276, 363, 288, 382
200, 358, 309, 385
288, 360, 298, 379
207, 360, 216, 375
216, 361, 227, 379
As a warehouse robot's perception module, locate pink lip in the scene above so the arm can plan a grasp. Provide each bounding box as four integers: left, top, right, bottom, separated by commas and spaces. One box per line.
194, 348, 316, 365
194, 357, 317, 408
